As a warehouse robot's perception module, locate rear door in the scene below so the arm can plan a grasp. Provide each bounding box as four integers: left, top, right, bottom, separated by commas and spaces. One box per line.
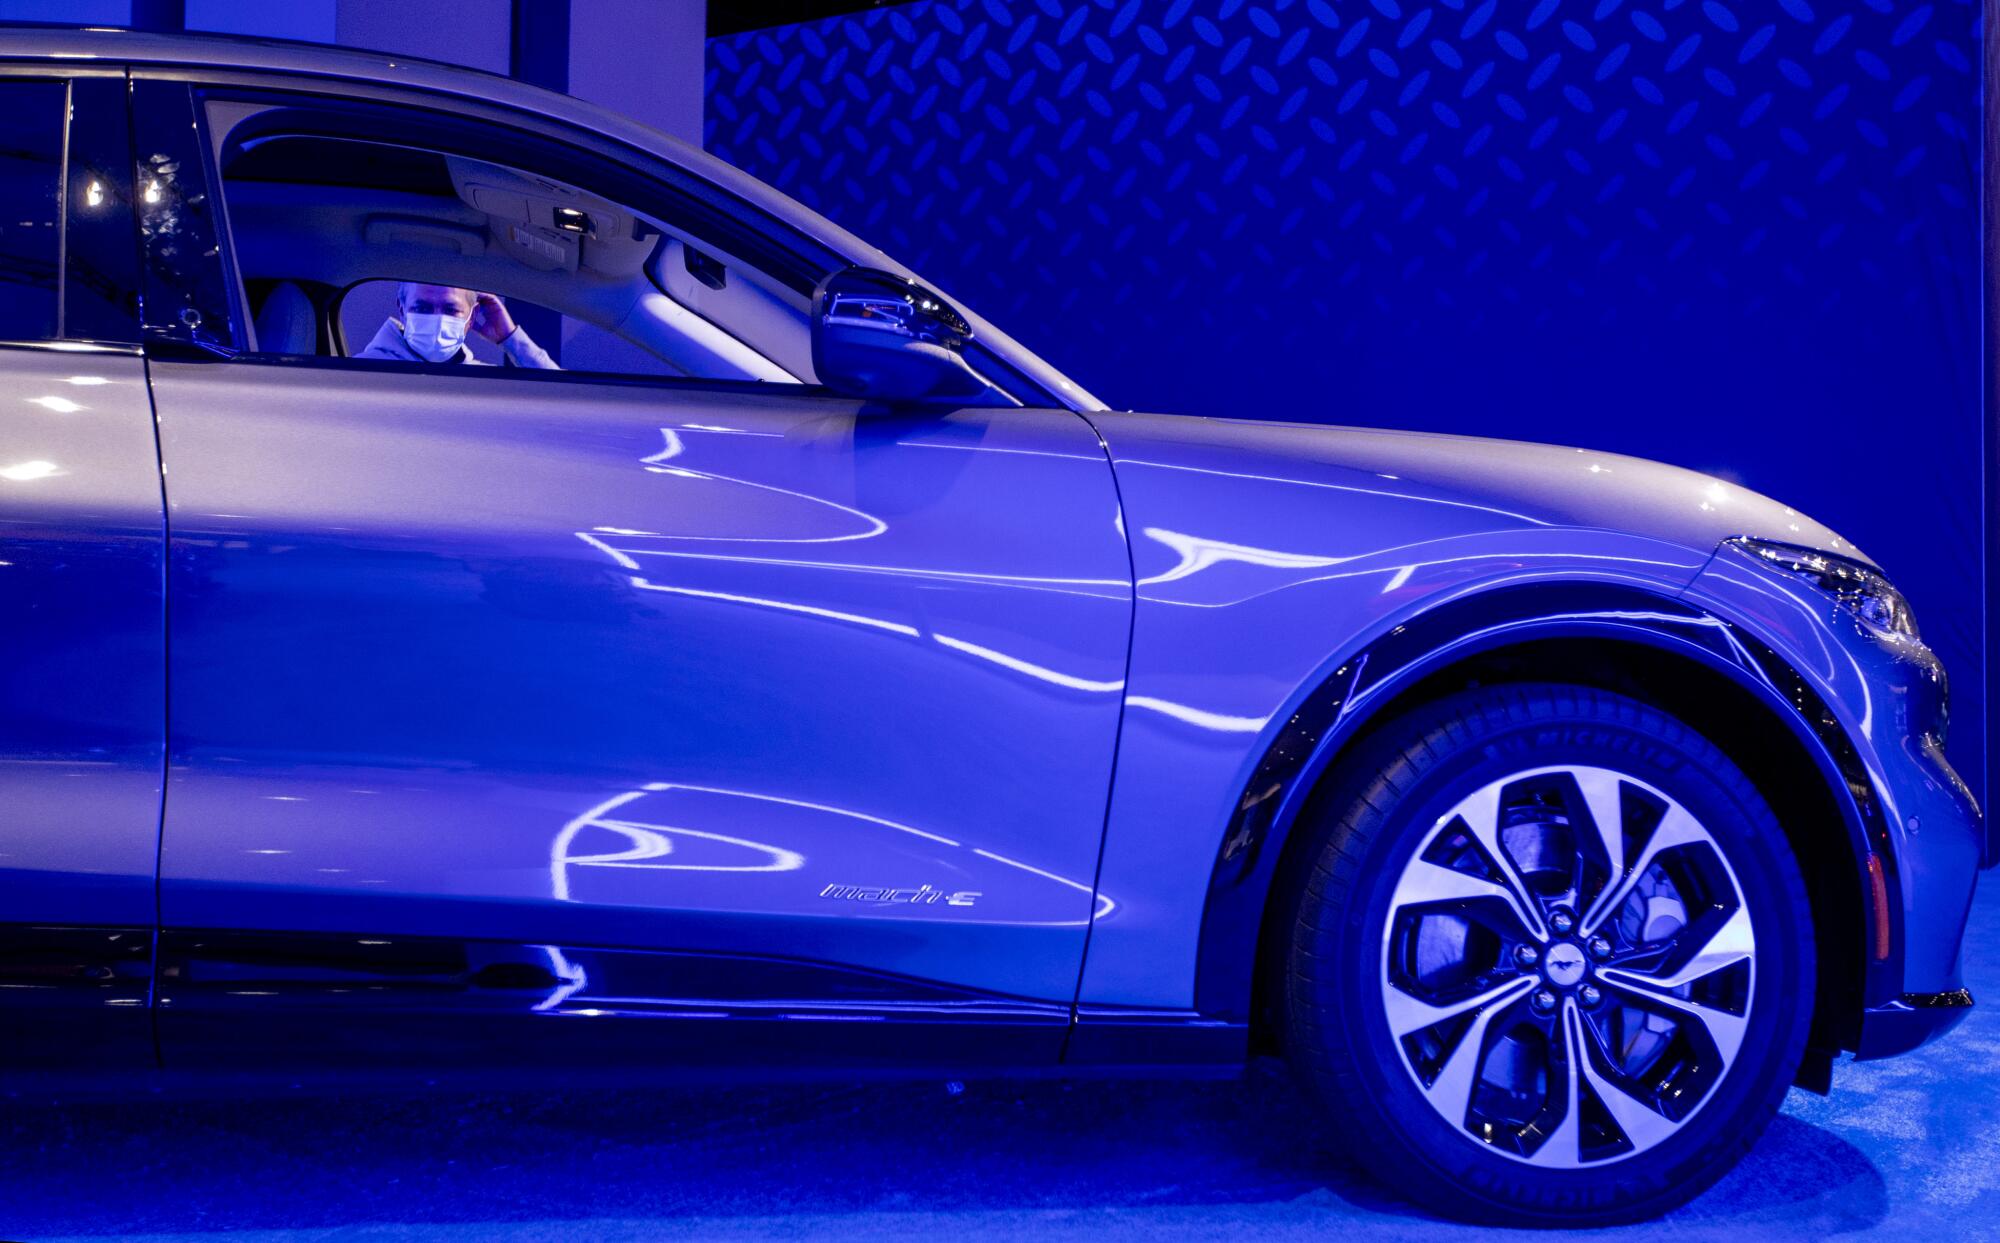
0, 69, 159, 1064
136, 77, 1132, 1069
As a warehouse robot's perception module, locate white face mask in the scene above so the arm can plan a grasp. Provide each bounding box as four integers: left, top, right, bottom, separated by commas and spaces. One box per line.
402, 311, 469, 363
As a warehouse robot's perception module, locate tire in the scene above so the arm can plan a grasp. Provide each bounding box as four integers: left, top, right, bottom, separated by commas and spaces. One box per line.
1283, 682, 1814, 1226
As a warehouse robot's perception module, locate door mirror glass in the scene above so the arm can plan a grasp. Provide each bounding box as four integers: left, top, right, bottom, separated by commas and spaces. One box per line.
811, 267, 987, 403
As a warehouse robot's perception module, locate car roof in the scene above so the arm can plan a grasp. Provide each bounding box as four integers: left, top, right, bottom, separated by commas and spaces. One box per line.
0, 25, 1105, 412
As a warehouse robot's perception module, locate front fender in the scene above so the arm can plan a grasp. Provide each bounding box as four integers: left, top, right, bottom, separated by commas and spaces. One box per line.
1073, 415, 1717, 1013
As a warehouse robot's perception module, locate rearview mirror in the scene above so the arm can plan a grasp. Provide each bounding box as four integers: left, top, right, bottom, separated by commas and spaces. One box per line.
811, 267, 988, 403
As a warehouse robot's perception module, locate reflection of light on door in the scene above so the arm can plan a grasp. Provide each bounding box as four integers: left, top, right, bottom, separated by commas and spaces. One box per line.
630, 427, 888, 543
1138, 526, 1351, 586
554, 783, 1115, 922
581, 526, 1260, 745
551, 787, 806, 902
530, 945, 589, 1011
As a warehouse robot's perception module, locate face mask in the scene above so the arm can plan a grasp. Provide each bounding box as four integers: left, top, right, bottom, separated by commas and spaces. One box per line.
402, 311, 469, 363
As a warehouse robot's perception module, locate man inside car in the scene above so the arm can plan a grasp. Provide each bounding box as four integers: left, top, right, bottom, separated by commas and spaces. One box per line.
360, 282, 559, 368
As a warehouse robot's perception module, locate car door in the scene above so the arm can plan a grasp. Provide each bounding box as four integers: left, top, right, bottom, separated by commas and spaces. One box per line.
0, 70, 159, 1065
135, 77, 1132, 1068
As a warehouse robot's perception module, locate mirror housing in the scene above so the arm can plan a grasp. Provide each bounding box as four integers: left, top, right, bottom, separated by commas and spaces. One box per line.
811, 267, 988, 403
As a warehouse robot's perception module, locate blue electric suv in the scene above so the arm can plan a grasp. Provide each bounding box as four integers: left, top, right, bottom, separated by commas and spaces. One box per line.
0, 26, 1983, 1226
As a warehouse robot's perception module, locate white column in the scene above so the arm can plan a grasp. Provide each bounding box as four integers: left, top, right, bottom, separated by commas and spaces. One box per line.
566, 0, 704, 145
0, 0, 132, 20
334, 0, 511, 73
184, 0, 336, 41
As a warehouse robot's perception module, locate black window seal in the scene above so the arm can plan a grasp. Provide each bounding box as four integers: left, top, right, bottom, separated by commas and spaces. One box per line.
171, 345, 858, 403
0, 338, 143, 356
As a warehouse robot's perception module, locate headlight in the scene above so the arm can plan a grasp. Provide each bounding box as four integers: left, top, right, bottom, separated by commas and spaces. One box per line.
1728, 537, 1918, 639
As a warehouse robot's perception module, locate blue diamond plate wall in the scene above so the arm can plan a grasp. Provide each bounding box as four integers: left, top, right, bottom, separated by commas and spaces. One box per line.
707, 0, 1985, 786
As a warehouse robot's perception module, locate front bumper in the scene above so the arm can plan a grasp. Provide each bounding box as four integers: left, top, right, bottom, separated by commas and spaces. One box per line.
1858, 989, 1976, 1060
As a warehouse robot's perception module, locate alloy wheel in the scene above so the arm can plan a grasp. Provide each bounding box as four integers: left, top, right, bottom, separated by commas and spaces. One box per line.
1378, 764, 1756, 1167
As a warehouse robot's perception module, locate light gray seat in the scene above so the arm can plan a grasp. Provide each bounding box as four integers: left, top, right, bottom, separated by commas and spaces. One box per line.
253, 281, 317, 355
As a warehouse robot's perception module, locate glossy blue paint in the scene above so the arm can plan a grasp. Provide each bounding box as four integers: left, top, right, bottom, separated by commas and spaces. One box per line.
0, 344, 163, 927
150, 361, 1129, 1002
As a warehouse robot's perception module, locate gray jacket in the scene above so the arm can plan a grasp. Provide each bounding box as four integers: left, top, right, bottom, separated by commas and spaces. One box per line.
360, 320, 559, 369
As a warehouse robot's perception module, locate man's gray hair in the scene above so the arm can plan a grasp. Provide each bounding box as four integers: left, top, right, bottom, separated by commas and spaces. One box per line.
397, 282, 473, 307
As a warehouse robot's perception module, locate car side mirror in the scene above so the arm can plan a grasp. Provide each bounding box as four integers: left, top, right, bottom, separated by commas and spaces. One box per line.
811, 267, 988, 403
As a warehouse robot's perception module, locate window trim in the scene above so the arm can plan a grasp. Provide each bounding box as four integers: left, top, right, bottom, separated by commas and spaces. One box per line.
176, 341, 853, 403
0, 339, 142, 357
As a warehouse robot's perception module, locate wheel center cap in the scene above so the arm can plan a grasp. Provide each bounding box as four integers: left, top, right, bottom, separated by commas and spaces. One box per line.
1544, 942, 1588, 987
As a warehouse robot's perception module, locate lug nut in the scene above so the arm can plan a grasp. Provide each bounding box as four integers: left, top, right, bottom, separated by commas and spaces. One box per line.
1579, 984, 1602, 1009
1587, 935, 1612, 961
1549, 910, 1575, 936
1531, 988, 1558, 1014
1514, 944, 1541, 969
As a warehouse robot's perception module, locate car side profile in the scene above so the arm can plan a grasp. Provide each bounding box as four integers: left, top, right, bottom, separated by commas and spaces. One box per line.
0, 26, 1984, 1227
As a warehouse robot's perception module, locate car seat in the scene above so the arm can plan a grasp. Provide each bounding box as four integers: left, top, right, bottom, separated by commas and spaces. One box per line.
253, 281, 318, 355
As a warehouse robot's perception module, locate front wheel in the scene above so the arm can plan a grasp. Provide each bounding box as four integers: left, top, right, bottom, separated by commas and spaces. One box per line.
1284, 683, 1814, 1226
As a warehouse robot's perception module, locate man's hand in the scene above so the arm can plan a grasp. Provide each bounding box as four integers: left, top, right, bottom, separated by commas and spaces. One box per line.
470, 292, 518, 344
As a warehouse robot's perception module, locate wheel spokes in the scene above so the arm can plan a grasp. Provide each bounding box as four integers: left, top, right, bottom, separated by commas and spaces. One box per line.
1581, 803, 1708, 936
1596, 898, 1753, 1065
1572, 1008, 1680, 1153
1570, 767, 1626, 906
1531, 1001, 1587, 1168
1449, 783, 1550, 941
1649, 903, 1755, 989
1595, 970, 1750, 1064
1419, 979, 1535, 1127
1390, 854, 1544, 944
1536, 998, 1685, 1165
1384, 974, 1536, 1040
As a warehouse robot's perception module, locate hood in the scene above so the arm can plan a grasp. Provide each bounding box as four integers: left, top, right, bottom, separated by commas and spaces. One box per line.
1087, 412, 1867, 565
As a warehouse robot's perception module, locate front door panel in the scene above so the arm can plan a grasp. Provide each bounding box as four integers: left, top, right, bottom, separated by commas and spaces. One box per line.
0, 346, 162, 927
150, 363, 1130, 1006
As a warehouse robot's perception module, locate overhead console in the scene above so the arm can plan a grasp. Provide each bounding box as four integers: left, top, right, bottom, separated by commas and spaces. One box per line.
447, 156, 658, 278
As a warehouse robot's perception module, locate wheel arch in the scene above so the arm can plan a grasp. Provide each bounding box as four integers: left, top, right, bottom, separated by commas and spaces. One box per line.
1189, 580, 1881, 1067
